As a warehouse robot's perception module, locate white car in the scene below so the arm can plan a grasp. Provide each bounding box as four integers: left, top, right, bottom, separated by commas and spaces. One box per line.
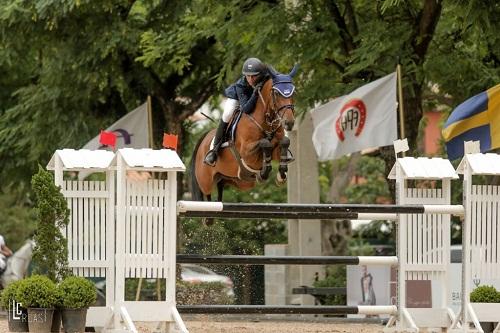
180, 264, 234, 297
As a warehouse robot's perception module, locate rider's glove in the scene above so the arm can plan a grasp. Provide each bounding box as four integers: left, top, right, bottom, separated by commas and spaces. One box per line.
253, 82, 264, 93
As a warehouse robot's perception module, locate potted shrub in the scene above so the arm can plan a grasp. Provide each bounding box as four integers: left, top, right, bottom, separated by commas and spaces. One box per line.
15, 275, 58, 333
31, 166, 71, 282
58, 276, 97, 333
470, 285, 500, 333
1, 280, 29, 332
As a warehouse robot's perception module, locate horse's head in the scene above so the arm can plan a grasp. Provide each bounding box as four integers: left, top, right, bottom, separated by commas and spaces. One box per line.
262, 65, 298, 131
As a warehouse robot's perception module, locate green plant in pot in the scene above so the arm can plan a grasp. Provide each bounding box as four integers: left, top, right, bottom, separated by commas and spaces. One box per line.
470, 285, 500, 303
31, 167, 71, 332
31, 166, 71, 282
470, 285, 500, 333
15, 275, 58, 333
58, 276, 97, 333
1, 280, 29, 332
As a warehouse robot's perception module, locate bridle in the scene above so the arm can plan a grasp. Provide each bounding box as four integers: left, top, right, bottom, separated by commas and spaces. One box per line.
269, 87, 295, 124
249, 80, 295, 139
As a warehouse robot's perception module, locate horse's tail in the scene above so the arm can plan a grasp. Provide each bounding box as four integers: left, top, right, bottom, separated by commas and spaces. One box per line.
189, 131, 209, 201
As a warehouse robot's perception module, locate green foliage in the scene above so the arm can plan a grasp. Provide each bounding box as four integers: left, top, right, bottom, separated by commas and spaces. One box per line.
123, 278, 234, 304
58, 276, 97, 309
0, 193, 36, 251
353, 220, 395, 247
313, 266, 346, 306
344, 156, 391, 204
31, 166, 70, 282
1, 280, 24, 309
15, 275, 58, 308
470, 285, 500, 303
313, 244, 376, 306
176, 281, 235, 305
0, 0, 224, 191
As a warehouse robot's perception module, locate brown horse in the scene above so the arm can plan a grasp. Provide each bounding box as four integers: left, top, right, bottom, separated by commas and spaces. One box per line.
190, 65, 298, 202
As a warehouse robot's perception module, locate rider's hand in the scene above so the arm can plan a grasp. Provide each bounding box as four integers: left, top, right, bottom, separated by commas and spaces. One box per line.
253, 81, 264, 93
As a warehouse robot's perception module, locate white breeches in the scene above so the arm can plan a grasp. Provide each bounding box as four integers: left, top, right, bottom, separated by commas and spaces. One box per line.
221, 98, 238, 123
0, 255, 5, 270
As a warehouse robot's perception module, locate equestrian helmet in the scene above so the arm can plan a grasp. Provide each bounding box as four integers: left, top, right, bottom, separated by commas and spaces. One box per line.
242, 58, 265, 76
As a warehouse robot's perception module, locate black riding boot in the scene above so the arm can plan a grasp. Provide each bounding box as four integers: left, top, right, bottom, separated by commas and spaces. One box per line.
204, 120, 229, 166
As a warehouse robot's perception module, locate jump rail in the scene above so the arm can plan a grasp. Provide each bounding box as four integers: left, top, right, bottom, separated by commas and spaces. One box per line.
177, 200, 464, 216
177, 305, 398, 315
177, 254, 398, 266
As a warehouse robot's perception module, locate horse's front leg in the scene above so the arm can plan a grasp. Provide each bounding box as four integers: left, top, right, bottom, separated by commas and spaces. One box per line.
276, 136, 291, 185
259, 138, 273, 180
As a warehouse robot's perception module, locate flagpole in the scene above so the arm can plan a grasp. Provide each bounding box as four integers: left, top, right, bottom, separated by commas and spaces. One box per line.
147, 95, 154, 149
396, 64, 406, 157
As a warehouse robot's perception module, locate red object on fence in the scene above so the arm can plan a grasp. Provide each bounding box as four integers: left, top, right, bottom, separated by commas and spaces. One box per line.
162, 133, 178, 151
99, 130, 117, 149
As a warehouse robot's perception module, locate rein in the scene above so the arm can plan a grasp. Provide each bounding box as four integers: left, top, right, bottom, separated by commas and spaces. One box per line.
246, 84, 294, 140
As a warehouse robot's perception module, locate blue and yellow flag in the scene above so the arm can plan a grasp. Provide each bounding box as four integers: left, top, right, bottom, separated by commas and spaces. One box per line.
442, 84, 500, 160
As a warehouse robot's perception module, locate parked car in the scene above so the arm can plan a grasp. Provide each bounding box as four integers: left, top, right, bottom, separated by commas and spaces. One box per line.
180, 264, 234, 297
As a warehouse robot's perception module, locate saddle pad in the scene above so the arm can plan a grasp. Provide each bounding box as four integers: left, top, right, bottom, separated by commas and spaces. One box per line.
209, 110, 243, 151
229, 110, 243, 142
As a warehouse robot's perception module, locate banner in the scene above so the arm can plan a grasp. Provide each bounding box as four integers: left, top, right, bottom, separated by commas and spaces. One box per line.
79, 102, 149, 179
442, 84, 500, 160
82, 102, 149, 151
311, 73, 397, 161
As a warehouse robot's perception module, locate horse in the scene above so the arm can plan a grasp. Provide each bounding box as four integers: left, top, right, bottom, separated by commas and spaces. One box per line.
0, 240, 34, 289
190, 65, 298, 204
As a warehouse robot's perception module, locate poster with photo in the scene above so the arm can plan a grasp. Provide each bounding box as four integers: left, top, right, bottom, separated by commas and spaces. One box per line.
347, 265, 391, 318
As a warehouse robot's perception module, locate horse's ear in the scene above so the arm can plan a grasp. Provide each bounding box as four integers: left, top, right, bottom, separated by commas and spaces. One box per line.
267, 65, 278, 78
289, 64, 299, 77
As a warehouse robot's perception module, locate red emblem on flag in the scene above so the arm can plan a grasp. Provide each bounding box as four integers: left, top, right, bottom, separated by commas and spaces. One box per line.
335, 99, 366, 141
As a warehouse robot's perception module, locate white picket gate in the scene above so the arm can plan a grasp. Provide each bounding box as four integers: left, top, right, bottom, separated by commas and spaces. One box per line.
48, 148, 186, 333
451, 153, 500, 332
386, 157, 459, 332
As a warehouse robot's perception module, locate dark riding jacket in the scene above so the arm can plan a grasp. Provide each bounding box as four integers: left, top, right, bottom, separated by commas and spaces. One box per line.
224, 76, 258, 114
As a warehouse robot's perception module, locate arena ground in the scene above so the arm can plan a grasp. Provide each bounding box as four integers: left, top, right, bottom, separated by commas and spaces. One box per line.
0, 312, 385, 332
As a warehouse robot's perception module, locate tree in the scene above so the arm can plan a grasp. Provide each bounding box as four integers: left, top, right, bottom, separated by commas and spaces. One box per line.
0, 1, 224, 193
191, 0, 499, 196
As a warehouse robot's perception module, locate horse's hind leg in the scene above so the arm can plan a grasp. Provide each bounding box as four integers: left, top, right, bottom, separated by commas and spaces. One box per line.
259, 139, 273, 180
203, 193, 215, 226
277, 136, 291, 185
202, 181, 223, 226
217, 181, 224, 202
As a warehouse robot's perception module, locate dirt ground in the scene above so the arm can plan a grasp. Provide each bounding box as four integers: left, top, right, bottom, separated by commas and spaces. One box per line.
0, 313, 385, 333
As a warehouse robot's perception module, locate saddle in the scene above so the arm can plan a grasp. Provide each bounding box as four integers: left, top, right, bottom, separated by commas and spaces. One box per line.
209, 109, 243, 150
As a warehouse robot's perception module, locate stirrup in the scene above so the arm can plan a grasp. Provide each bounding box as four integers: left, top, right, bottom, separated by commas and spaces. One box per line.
203, 150, 217, 167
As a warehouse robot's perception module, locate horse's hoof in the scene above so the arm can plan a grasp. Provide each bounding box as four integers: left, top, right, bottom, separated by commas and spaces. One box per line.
203, 217, 215, 226
276, 173, 287, 186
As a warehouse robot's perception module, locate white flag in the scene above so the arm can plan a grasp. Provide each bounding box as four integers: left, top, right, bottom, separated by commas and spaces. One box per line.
82, 102, 150, 150
79, 102, 150, 179
311, 72, 397, 161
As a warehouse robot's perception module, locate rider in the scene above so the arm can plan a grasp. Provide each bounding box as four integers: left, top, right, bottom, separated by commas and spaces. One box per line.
204, 57, 269, 166
0, 234, 13, 275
